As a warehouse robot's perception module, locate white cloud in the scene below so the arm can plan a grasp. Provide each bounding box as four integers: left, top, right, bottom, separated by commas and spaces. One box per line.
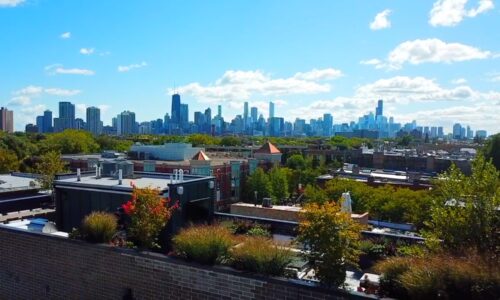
7, 85, 81, 108
60, 32, 71, 39
286, 76, 500, 133
16, 104, 46, 130
44, 88, 81, 96
451, 78, 467, 85
486, 72, 500, 82
293, 68, 343, 81
429, 0, 494, 27
171, 68, 340, 104
45, 64, 95, 76
370, 9, 392, 30
117, 61, 148, 72
0, 0, 24, 7
79, 48, 94, 55
7, 96, 31, 106
363, 38, 492, 70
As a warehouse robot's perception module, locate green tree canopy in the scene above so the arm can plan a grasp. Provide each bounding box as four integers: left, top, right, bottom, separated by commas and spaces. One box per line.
35, 151, 68, 190
298, 201, 362, 287
0, 149, 19, 173
286, 154, 306, 170
483, 133, 500, 171
43, 130, 100, 154
246, 168, 271, 202
425, 155, 500, 254
269, 167, 289, 204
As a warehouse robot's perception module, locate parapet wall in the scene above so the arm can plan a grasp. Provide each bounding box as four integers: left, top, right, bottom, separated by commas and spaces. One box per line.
0, 225, 372, 300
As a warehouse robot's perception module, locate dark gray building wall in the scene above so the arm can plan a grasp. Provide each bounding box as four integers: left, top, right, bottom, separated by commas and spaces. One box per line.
0, 226, 373, 300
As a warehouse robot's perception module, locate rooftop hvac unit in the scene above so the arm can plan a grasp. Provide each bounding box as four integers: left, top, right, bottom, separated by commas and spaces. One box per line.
101, 159, 134, 178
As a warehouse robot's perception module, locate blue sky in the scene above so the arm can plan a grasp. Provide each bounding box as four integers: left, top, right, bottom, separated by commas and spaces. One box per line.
1, 0, 499, 134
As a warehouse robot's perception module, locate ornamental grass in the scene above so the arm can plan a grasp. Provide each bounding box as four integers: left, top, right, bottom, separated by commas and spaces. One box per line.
81, 211, 117, 243
172, 225, 233, 265
230, 237, 294, 276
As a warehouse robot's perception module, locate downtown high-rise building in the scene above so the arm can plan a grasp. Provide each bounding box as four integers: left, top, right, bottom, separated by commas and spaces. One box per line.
35, 110, 53, 133
376, 99, 383, 117
116, 111, 136, 136
180, 104, 189, 128
323, 113, 333, 137
251, 107, 258, 123
171, 93, 181, 125
54, 102, 75, 132
243, 102, 249, 129
0, 107, 14, 133
269, 101, 275, 119
86, 106, 102, 135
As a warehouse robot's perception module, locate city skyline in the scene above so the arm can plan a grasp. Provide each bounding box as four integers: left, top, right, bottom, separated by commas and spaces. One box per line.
0, 1, 499, 133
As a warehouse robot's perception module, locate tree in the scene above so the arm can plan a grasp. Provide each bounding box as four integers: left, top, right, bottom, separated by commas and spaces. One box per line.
297, 201, 363, 287
35, 151, 68, 190
425, 155, 500, 254
269, 167, 289, 204
483, 133, 500, 171
42, 130, 100, 154
286, 154, 306, 170
95, 135, 132, 152
246, 168, 271, 202
219, 136, 241, 146
0, 149, 19, 173
122, 185, 178, 249
187, 134, 218, 146
303, 184, 328, 204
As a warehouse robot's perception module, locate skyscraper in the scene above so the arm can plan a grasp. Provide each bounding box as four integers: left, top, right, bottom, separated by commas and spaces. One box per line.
217, 105, 222, 117
243, 102, 249, 129
86, 106, 102, 135
180, 104, 189, 128
204, 108, 212, 133
116, 111, 136, 136
251, 107, 258, 123
376, 99, 383, 117
453, 123, 462, 139
171, 93, 181, 125
323, 113, 333, 137
0, 107, 14, 133
36, 116, 44, 133
53, 102, 75, 132
269, 101, 275, 119
43, 110, 52, 133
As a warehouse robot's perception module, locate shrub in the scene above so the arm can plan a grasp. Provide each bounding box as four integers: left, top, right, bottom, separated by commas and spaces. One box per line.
375, 254, 500, 299
230, 237, 294, 276
172, 225, 233, 265
246, 225, 271, 238
81, 212, 117, 243
122, 185, 178, 249
297, 201, 363, 287
223, 219, 271, 236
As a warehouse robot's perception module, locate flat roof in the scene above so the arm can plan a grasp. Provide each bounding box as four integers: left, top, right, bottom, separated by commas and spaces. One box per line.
55, 173, 212, 192
0, 174, 39, 191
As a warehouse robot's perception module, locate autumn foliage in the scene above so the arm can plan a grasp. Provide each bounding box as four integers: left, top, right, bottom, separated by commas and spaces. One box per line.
122, 184, 178, 248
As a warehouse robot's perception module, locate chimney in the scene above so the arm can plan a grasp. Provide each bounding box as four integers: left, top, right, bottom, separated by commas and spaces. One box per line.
118, 169, 123, 185
77, 168, 81, 181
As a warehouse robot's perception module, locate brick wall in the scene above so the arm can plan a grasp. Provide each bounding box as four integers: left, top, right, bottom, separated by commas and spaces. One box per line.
0, 226, 374, 300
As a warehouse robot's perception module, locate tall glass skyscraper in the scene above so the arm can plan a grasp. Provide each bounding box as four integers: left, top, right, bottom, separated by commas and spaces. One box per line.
86, 106, 102, 135
376, 99, 383, 117
171, 94, 181, 125
117, 111, 136, 136
269, 101, 275, 119
54, 102, 75, 132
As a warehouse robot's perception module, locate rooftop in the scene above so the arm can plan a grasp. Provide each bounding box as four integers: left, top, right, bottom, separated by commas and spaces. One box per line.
55, 172, 212, 191
254, 141, 281, 154
0, 174, 39, 192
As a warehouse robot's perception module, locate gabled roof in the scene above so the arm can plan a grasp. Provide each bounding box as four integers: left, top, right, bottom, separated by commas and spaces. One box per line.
191, 150, 210, 161
254, 141, 281, 154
